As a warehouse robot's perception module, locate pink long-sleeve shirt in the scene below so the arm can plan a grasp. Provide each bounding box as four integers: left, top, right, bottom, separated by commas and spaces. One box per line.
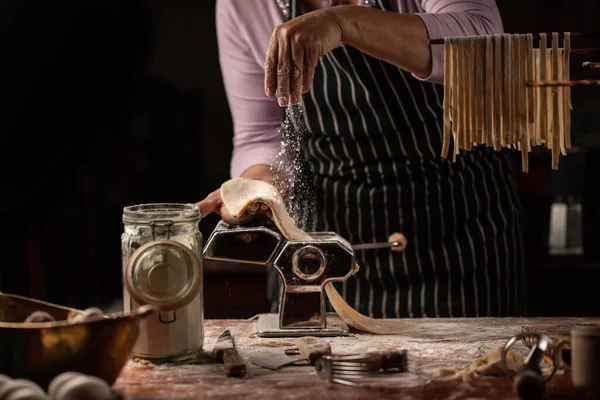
216, 0, 503, 178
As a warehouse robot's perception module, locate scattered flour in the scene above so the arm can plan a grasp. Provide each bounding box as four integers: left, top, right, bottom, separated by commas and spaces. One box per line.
270, 102, 317, 232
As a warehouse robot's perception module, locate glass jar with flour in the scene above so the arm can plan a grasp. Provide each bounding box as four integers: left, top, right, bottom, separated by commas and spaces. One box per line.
121, 203, 203, 362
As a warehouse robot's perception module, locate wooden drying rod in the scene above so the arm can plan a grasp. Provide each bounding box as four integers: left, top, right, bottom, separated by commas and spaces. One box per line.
428, 31, 600, 45
572, 48, 600, 55
526, 79, 600, 87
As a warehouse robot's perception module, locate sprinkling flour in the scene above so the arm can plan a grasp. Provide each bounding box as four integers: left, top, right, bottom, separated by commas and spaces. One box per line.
270, 101, 317, 232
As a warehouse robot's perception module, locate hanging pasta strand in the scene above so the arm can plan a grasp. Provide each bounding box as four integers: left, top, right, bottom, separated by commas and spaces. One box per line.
526, 34, 535, 144
520, 35, 529, 152
462, 37, 469, 149
551, 32, 560, 169
503, 34, 511, 147
452, 37, 460, 161
493, 34, 503, 151
477, 38, 485, 144
539, 33, 548, 145
518, 35, 529, 172
485, 35, 494, 147
439, 32, 572, 172
564, 32, 572, 149
511, 34, 519, 148
467, 37, 474, 149
442, 37, 452, 158
558, 45, 567, 157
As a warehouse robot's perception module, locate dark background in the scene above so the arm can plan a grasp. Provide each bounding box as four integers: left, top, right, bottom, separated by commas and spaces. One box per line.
1, 0, 599, 317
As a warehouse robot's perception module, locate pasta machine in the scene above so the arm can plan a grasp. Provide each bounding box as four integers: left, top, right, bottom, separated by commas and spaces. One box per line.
203, 220, 406, 338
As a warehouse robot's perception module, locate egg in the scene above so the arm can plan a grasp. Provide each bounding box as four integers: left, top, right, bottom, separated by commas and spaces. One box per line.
50, 375, 114, 400
0, 379, 45, 400
5, 387, 47, 400
47, 373, 83, 399
24, 311, 55, 323
68, 308, 104, 323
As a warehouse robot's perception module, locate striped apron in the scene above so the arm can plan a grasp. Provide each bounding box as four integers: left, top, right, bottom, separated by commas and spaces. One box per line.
270, 0, 525, 318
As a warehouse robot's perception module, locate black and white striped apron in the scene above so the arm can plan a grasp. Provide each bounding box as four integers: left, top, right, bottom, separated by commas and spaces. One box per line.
270, 0, 525, 318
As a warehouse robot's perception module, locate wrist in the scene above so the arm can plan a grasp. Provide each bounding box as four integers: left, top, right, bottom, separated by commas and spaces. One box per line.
330, 5, 359, 44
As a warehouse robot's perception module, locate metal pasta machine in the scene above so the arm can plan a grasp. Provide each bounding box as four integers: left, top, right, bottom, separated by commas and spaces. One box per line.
203, 220, 406, 338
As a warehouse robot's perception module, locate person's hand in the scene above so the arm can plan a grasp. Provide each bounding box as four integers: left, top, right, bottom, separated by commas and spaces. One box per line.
264, 8, 343, 106
197, 188, 272, 226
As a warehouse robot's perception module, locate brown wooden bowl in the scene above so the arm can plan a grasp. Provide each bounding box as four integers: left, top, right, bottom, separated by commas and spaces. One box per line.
0, 292, 155, 389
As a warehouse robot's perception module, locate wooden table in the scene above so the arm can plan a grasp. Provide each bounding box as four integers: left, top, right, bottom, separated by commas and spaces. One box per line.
114, 317, 596, 399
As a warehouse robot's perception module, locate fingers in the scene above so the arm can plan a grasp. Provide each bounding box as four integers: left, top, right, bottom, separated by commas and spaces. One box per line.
197, 189, 222, 218
265, 36, 278, 98
276, 29, 291, 107
302, 51, 318, 94
290, 36, 304, 104
247, 202, 271, 217
198, 190, 274, 225
247, 202, 261, 215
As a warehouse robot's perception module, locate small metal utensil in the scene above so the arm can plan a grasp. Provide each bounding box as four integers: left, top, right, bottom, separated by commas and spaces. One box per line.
314, 350, 408, 386
250, 337, 332, 370
503, 333, 557, 400
212, 329, 246, 377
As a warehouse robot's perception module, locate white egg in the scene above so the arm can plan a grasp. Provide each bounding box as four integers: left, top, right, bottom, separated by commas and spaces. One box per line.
24, 311, 55, 323
47, 373, 83, 399
5, 387, 48, 400
52, 375, 114, 400
69, 308, 104, 323
0, 376, 11, 390
0, 379, 44, 400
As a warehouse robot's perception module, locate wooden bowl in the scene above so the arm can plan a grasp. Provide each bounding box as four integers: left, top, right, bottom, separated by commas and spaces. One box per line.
0, 292, 155, 389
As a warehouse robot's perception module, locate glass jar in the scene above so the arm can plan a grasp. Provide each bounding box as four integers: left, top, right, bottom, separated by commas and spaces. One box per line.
121, 203, 203, 362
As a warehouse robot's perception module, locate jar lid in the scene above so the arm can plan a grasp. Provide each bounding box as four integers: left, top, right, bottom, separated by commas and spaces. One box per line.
122, 203, 200, 225
125, 240, 201, 311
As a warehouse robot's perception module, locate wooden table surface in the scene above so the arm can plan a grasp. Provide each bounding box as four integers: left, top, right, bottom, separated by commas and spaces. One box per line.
114, 317, 597, 400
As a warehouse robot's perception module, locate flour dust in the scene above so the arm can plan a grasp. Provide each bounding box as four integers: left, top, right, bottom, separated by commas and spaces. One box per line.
270, 101, 318, 232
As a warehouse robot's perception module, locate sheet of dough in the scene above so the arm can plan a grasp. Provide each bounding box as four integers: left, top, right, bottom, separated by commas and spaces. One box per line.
438, 346, 524, 382
221, 177, 419, 334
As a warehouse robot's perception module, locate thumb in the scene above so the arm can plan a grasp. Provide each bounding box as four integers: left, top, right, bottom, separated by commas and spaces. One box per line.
197, 189, 222, 218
